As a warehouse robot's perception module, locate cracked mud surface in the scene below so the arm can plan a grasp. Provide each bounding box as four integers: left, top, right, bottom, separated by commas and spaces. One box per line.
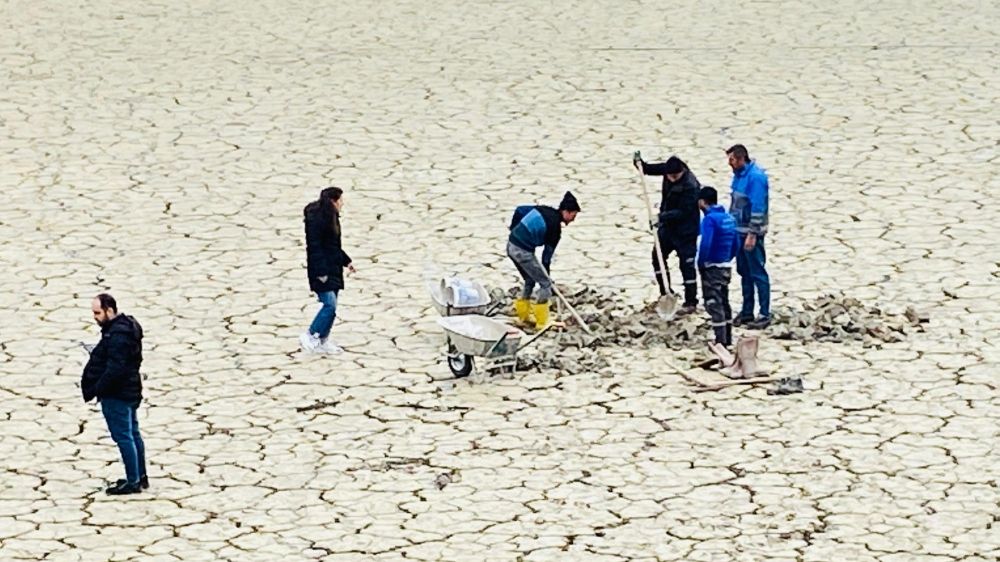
2, 1, 999, 560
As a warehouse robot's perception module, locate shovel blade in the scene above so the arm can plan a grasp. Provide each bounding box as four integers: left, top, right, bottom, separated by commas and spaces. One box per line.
655, 294, 679, 321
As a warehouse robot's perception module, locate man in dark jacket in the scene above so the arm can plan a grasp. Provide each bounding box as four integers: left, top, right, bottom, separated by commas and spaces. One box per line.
507, 191, 580, 329
81, 293, 147, 495
635, 154, 701, 313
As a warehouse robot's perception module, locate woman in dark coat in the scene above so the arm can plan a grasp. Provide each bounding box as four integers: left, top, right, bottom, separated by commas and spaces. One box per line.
300, 187, 355, 354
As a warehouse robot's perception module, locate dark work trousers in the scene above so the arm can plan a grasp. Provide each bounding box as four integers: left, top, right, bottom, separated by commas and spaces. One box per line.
700, 266, 733, 346
652, 233, 697, 306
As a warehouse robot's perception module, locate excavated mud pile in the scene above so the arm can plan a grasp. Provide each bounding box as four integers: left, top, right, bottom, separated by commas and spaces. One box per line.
768, 293, 927, 346
493, 286, 713, 349
491, 286, 712, 373
489, 287, 926, 373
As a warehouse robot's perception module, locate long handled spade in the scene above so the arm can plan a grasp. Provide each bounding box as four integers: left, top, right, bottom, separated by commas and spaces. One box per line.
537, 268, 595, 336
635, 154, 679, 321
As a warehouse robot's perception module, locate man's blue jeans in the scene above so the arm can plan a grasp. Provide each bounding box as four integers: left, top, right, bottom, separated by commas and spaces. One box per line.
736, 233, 770, 319
308, 291, 338, 339
101, 398, 146, 485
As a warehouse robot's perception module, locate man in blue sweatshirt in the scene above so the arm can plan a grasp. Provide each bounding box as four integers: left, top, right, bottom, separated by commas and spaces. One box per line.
726, 144, 771, 329
698, 187, 739, 347
507, 191, 580, 329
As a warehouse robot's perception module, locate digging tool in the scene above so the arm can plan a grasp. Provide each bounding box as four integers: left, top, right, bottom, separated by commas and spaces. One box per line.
634, 152, 679, 320
535, 268, 594, 335
550, 284, 594, 336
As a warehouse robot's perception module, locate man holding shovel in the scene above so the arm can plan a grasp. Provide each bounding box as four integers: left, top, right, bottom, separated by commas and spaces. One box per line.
634, 153, 702, 315
507, 191, 580, 329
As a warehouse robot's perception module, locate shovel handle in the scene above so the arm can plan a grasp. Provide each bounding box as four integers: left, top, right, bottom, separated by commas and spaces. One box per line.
550, 283, 595, 336
637, 161, 673, 295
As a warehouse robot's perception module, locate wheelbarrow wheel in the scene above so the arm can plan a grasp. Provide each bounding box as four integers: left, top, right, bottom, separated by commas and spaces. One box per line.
448, 354, 473, 378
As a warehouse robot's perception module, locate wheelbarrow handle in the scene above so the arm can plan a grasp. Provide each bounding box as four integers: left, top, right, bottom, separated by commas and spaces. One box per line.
517, 323, 556, 352
484, 332, 510, 357
483, 300, 504, 317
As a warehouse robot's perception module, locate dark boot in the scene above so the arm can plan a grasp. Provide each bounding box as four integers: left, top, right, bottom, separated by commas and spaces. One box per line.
683, 282, 698, 309
106, 481, 142, 495
676, 304, 697, 317
713, 326, 727, 346
117, 476, 149, 490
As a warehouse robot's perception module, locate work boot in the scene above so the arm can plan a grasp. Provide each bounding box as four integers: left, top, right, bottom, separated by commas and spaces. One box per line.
732, 314, 754, 327
747, 316, 771, 330
708, 342, 735, 368
683, 285, 697, 311
676, 304, 697, 317
513, 298, 532, 325
531, 302, 550, 330
725, 361, 746, 380
713, 326, 727, 346
735, 336, 760, 377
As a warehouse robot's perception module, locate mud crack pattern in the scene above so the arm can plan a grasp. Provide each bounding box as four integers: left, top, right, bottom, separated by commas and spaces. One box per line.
1, 1, 998, 561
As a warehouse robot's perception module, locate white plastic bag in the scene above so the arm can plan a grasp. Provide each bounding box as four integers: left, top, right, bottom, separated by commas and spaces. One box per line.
442, 277, 485, 307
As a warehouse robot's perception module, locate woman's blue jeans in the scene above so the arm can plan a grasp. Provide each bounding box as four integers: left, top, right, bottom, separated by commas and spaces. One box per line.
308, 291, 338, 339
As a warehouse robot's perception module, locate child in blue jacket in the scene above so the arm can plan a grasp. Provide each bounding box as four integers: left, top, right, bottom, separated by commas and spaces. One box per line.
697, 187, 739, 347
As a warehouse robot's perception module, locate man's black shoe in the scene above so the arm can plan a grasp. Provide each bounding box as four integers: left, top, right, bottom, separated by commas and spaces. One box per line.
116, 476, 149, 490
676, 304, 698, 317
106, 481, 142, 495
732, 315, 754, 327
747, 316, 771, 330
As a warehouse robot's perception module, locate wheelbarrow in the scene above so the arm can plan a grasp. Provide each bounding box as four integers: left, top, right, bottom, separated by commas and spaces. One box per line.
437, 314, 554, 377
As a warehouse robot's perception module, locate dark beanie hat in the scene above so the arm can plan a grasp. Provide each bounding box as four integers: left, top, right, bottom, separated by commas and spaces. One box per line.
664, 156, 686, 175
558, 191, 581, 212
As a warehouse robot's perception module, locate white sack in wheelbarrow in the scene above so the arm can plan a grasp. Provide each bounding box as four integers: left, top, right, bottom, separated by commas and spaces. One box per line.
441, 277, 488, 308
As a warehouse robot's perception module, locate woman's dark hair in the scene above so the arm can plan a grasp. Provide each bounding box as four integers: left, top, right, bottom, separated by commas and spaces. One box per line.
312, 187, 343, 234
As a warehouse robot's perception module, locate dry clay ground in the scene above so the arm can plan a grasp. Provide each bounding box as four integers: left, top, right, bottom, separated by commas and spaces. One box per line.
1, 1, 998, 561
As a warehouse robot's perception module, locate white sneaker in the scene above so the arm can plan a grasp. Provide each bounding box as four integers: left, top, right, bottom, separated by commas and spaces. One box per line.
318, 339, 344, 354
299, 332, 321, 354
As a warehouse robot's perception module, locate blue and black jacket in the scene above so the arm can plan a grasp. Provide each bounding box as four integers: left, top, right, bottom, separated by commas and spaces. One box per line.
729, 160, 769, 235
698, 205, 739, 268
508, 205, 563, 272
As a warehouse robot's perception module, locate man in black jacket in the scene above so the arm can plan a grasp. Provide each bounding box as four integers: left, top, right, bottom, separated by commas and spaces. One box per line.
635, 154, 701, 313
81, 293, 148, 495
